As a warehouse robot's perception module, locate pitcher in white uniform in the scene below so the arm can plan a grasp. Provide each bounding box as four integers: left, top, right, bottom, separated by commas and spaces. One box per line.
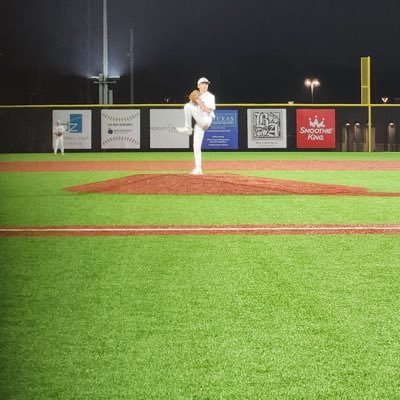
177, 77, 216, 175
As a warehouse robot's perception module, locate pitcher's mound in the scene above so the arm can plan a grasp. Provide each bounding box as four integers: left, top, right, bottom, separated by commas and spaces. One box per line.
66, 173, 399, 196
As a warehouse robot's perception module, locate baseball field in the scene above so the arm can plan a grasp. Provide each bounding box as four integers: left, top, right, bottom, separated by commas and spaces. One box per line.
1, 151, 400, 399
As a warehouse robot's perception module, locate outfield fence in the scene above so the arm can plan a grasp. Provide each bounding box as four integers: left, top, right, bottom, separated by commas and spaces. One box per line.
0, 103, 399, 153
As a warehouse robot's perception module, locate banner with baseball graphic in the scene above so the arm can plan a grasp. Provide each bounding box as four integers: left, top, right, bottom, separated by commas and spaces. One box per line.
52, 110, 92, 149
101, 109, 140, 149
296, 109, 336, 148
150, 109, 190, 149
247, 109, 287, 148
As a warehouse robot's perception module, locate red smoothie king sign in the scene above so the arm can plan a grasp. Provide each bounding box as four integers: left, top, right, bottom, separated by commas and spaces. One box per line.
296, 109, 336, 148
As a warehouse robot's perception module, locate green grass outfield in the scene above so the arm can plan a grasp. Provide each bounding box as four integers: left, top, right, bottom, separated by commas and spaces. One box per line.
1, 152, 400, 399
1, 151, 400, 161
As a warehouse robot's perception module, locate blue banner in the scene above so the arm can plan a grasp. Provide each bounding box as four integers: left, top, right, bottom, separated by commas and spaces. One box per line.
202, 110, 238, 150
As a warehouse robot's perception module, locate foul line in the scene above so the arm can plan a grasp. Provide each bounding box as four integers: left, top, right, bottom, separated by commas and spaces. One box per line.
1, 225, 400, 236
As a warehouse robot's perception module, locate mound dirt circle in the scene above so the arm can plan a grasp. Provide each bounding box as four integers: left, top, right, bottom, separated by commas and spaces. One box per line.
66, 173, 399, 196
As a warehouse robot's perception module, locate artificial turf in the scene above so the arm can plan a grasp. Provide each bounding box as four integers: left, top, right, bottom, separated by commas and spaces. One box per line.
1, 151, 400, 162
1, 235, 400, 399
1, 170, 400, 227
1, 152, 400, 399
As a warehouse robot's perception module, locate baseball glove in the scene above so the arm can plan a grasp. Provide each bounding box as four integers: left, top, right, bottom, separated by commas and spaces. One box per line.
189, 90, 200, 103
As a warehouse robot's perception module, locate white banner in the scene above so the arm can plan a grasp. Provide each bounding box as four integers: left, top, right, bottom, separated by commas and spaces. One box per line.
101, 109, 140, 149
52, 110, 92, 149
247, 109, 287, 148
150, 109, 190, 149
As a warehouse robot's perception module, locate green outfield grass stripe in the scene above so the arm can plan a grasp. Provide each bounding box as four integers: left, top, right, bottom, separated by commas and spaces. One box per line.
1, 152, 399, 162
1, 224, 400, 236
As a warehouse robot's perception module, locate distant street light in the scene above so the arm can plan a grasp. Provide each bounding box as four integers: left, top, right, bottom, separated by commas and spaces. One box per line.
304, 78, 320, 103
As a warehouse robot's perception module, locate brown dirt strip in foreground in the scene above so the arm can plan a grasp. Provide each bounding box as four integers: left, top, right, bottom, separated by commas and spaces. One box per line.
66, 173, 400, 197
1, 160, 400, 172
1, 224, 400, 236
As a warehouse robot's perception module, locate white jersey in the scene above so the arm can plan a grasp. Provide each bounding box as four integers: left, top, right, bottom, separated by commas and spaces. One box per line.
54, 125, 65, 136
198, 91, 216, 118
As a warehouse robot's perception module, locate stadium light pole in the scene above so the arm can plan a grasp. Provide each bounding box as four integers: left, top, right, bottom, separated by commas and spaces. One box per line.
304, 78, 320, 103
129, 28, 134, 103
103, 0, 109, 103
89, 0, 120, 104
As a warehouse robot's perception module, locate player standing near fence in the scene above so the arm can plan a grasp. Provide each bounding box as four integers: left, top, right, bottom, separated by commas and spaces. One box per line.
53, 120, 66, 155
177, 77, 216, 175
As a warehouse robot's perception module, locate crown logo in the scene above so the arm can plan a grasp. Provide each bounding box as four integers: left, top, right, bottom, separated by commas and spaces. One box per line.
309, 115, 325, 128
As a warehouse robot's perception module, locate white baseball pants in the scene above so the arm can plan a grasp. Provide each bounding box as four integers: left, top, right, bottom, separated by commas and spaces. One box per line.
54, 136, 64, 154
184, 103, 212, 168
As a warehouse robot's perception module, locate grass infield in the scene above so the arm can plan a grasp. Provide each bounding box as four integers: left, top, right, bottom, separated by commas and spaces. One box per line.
1, 152, 400, 399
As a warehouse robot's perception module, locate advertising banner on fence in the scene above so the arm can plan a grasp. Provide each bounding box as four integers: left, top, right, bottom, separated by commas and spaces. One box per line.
52, 110, 92, 149
296, 109, 336, 148
247, 109, 287, 148
150, 109, 190, 149
202, 110, 238, 150
101, 109, 140, 149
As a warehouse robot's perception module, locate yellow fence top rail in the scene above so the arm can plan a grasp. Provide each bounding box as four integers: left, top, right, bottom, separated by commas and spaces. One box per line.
1, 103, 399, 109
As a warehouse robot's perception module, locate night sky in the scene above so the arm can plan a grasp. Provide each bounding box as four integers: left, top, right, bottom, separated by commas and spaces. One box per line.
1, 0, 399, 104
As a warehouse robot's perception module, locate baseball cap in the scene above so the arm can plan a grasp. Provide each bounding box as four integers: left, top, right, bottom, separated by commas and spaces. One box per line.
197, 77, 210, 85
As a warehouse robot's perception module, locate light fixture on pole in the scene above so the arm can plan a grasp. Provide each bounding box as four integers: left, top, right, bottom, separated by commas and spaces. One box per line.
89, 74, 120, 104
304, 78, 320, 103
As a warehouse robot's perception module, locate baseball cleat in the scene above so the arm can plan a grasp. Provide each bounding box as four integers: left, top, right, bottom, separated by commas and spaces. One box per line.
191, 167, 202, 175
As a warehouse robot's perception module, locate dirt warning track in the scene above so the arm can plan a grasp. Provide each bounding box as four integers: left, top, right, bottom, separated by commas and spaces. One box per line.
1, 159, 400, 172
